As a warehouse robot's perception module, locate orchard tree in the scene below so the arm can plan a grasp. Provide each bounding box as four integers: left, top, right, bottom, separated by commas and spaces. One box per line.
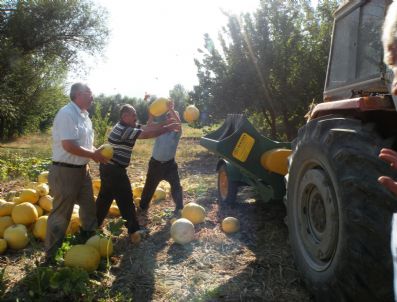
0, 0, 109, 140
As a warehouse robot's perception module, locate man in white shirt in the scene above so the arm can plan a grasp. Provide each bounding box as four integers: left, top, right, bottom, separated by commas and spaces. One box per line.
45, 83, 108, 263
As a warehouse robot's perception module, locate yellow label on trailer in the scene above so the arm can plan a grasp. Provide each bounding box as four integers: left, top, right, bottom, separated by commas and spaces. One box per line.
232, 133, 255, 162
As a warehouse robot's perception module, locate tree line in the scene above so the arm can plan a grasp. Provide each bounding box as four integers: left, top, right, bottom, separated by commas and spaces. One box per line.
0, 0, 339, 142
189, 0, 339, 140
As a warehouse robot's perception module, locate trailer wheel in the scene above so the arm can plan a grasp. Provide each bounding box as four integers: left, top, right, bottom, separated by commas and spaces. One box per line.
287, 116, 397, 302
217, 163, 238, 204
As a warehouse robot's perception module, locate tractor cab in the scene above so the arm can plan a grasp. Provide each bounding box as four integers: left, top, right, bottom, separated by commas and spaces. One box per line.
324, 0, 393, 103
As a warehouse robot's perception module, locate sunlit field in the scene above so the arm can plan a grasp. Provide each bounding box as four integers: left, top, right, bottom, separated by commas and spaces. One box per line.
0, 123, 311, 301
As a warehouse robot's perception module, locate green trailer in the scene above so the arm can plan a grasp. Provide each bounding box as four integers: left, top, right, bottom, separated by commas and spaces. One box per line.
200, 114, 291, 203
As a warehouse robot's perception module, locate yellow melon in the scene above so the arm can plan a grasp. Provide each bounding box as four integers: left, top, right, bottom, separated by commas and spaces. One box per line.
183, 105, 200, 123
221, 217, 240, 234
64, 244, 100, 272
108, 202, 120, 217
86, 235, 113, 257
0, 238, 7, 254
152, 188, 166, 201
181, 202, 205, 224
0, 216, 14, 238
149, 97, 169, 117
38, 195, 53, 212
66, 213, 80, 235
0, 202, 15, 217
170, 218, 195, 244
134, 197, 141, 208
11, 202, 38, 225
27, 182, 38, 190
0, 199, 6, 206
133, 185, 144, 198
19, 189, 39, 204
4, 224, 29, 250
33, 215, 48, 241
12, 197, 23, 204
34, 205, 43, 217
36, 183, 49, 197
99, 144, 113, 160
92, 179, 101, 190
38, 171, 49, 183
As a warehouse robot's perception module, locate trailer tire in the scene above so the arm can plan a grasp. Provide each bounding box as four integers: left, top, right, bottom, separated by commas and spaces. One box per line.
287, 116, 397, 302
217, 162, 238, 204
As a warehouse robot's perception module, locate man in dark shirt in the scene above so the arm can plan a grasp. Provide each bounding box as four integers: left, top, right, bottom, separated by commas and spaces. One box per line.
96, 104, 179, 243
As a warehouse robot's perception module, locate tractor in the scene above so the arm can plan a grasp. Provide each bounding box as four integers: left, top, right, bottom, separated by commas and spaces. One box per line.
200, 0, 397, 300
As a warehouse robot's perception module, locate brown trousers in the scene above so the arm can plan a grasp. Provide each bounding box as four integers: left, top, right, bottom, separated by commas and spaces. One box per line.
45, 164, 97, 257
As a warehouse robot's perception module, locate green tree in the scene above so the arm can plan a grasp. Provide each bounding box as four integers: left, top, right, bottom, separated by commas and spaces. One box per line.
191, 0, 338, 140
0, 0, 109, 140
169, 84, 189, 115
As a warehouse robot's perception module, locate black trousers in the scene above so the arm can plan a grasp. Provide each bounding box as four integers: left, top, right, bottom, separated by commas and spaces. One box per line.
140, 157, 183, 211
96, 163, 140, 234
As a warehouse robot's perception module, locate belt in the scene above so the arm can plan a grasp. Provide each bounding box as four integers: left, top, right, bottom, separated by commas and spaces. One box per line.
52, 161, 86, 168
151, 157, 174, 164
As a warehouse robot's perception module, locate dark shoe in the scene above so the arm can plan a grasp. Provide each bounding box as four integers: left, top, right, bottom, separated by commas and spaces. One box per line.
172, 209, 182, 218
137, 207, 148, 216
75, 230, 96, 244
38, 255, 56, 267
129, 226, 150, 244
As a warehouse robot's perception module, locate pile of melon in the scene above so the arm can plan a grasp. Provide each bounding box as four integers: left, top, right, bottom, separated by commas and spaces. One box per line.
0, 171, 80, 254
92, 178, 167, 215
170, 202, 206, 245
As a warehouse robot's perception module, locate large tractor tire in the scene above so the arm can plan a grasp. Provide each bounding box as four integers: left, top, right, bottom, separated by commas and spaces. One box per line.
287, 116, 397, 301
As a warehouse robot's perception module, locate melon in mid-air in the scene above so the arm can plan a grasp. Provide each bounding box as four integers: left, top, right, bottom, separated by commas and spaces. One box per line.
183, 105, 200, 123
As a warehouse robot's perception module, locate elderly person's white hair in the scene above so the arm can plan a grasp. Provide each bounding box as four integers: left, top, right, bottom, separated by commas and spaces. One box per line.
383, 1, 397, 66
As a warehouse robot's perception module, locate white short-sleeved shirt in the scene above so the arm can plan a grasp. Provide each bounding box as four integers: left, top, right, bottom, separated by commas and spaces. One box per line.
52, 101, 94, 165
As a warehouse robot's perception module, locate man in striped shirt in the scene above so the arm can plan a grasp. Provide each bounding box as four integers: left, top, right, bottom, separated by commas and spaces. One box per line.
96, 104, 180, 243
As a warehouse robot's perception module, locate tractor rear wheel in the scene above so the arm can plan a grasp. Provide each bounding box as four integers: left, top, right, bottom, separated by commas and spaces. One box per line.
287, 116, 397, 301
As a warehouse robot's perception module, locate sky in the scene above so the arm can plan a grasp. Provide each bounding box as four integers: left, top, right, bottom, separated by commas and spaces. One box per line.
68, 0, 260, 99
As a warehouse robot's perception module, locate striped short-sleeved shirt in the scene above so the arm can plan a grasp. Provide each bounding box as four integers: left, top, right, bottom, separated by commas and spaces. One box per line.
108, 122, 142, 167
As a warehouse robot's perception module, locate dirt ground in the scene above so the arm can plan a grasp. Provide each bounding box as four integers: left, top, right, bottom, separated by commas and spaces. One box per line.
1, 136, 314, 301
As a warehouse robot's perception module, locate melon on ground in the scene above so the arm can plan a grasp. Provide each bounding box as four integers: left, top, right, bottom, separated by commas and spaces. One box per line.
108, 202, 120, 217
19, 189, 39, 204
0, 238, 7, 254
66, 213, 80, 235
181, 202, 206, 224
0, 202, 15, 217
36, 183, 49, 197
221, 217, 240, 234
0, 216, 14, 238
133, 185, 144, 198
38, 171, 49, 183
11, 202, 38, 225
38, 195, 53, 212
152, 188, 166, 201
64, 244, 100, 272
3, 224, 29, 250
86, 235, 113, 257
170, 218, 195, 244
33, 215, 48, 241
34, 205, 43, 217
